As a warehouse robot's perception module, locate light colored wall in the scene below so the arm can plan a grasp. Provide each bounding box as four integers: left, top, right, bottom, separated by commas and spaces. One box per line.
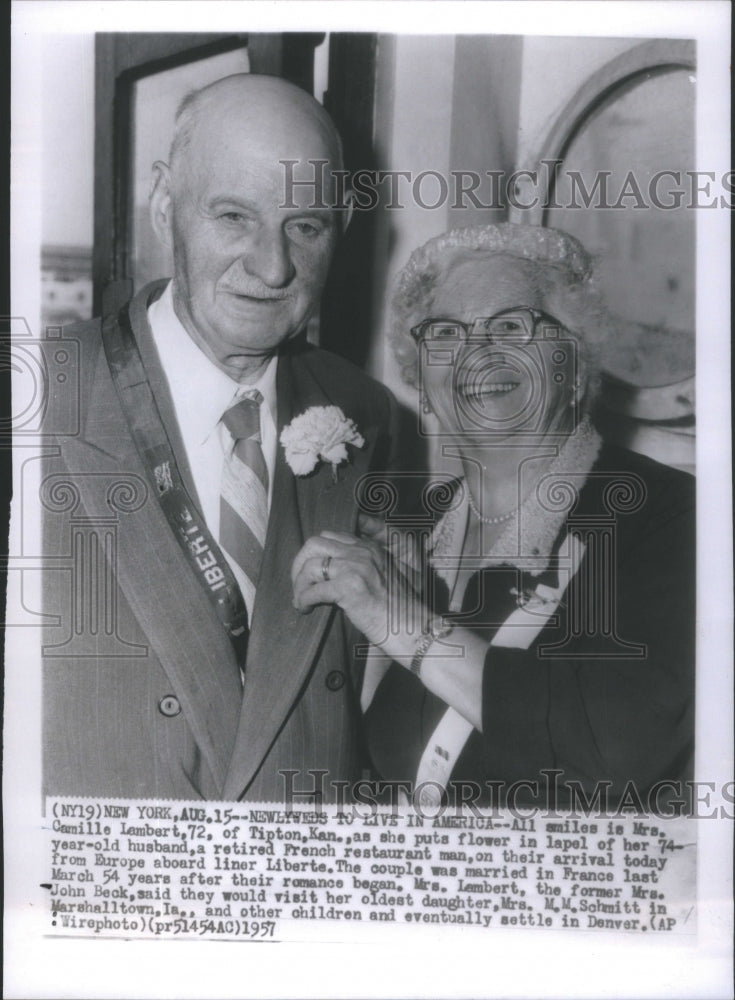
40, 32, 645, 364
368, 34, 456, 404
516, 35, 636, 166
38, 32, 644, 251
368, 33, 644, 402
446, 34, 523, 230
42, 34, 95, 247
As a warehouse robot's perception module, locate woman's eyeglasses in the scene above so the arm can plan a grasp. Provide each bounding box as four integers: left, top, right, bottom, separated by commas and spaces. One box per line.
410, 306, 563, 345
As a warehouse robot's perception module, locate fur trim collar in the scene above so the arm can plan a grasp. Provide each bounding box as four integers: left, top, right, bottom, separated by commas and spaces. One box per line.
431, 418, 602, 578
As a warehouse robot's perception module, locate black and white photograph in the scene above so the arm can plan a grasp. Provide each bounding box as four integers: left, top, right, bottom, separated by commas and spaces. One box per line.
6, 2, 732, 998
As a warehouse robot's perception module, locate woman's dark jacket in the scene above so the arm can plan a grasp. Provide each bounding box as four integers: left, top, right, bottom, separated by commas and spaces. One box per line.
366, 444, 695, 810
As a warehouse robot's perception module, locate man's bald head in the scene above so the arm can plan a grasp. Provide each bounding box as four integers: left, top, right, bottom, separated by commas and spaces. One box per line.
169, 73, 344, 182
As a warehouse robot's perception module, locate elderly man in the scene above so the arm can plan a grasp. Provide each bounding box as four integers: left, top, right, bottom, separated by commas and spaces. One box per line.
42, 74, 395, 802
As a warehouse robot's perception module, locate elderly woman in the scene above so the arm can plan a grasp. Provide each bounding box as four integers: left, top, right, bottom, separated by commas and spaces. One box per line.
292, 224, 695, 810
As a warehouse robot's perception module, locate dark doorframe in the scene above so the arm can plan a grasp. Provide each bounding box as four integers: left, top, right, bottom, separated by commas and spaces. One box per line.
320, 33, 378, 368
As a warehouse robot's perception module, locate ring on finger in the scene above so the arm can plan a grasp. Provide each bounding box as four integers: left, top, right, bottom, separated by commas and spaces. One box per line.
322, 555, 332, 582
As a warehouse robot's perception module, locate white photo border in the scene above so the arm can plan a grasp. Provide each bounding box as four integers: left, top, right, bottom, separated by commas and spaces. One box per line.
7, 2, 732, 998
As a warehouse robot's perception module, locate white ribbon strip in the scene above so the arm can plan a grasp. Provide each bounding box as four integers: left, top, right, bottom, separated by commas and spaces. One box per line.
414, 533, 586, 802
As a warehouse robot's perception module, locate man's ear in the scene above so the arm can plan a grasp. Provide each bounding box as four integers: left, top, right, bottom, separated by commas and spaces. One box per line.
149, 161, 174, 248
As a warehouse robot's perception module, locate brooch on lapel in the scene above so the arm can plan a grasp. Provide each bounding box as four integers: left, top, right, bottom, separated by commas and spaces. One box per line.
280, 405, 365, 480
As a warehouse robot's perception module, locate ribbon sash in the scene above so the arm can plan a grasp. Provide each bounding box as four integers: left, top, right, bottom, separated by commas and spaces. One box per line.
101, 303, 250, 662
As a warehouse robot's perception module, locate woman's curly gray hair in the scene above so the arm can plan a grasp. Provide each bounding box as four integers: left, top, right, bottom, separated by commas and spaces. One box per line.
391, 223, 614, 403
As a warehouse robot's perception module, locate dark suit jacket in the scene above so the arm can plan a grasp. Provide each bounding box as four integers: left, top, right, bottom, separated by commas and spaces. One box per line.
42, 281, 395, 802
367, 445, 695, 808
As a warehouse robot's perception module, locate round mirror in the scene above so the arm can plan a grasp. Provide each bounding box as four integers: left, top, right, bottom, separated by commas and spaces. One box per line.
546, 66, 696, 387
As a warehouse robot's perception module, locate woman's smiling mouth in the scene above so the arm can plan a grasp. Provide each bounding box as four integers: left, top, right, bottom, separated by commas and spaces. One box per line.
456, 358, 523, 401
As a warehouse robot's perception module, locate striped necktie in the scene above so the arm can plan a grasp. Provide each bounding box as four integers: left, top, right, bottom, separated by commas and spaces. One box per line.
219, 391, 269, 619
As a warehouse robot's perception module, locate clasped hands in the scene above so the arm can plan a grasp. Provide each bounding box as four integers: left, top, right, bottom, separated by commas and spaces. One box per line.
291, 515, 423, 665
292, 517, 486, 731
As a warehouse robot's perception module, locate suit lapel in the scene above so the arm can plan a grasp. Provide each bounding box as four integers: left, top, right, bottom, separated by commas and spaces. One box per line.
64, 286, 242, 793
222, 350, 378, 800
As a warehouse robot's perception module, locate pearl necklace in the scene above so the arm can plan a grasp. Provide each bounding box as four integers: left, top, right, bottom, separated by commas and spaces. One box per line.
466, 487, 517, 525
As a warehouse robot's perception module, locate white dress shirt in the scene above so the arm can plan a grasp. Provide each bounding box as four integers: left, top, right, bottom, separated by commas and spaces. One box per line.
148, 281, 278, 616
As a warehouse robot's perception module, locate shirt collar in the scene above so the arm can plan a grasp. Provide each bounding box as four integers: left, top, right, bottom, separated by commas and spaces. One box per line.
148, 281, 278, 445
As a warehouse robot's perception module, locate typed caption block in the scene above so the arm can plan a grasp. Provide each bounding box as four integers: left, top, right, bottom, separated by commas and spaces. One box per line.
45, 799, 696, 941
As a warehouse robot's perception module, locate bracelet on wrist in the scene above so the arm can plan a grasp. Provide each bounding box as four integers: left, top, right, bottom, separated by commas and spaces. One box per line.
410, 615, 454, 677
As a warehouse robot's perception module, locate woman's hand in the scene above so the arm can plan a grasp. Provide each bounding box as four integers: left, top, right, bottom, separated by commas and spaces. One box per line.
291, 531, 422, 661
291, 530, 487, 733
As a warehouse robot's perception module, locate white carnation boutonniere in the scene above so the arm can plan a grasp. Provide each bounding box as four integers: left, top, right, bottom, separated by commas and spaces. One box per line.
280, 405, 365, 480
